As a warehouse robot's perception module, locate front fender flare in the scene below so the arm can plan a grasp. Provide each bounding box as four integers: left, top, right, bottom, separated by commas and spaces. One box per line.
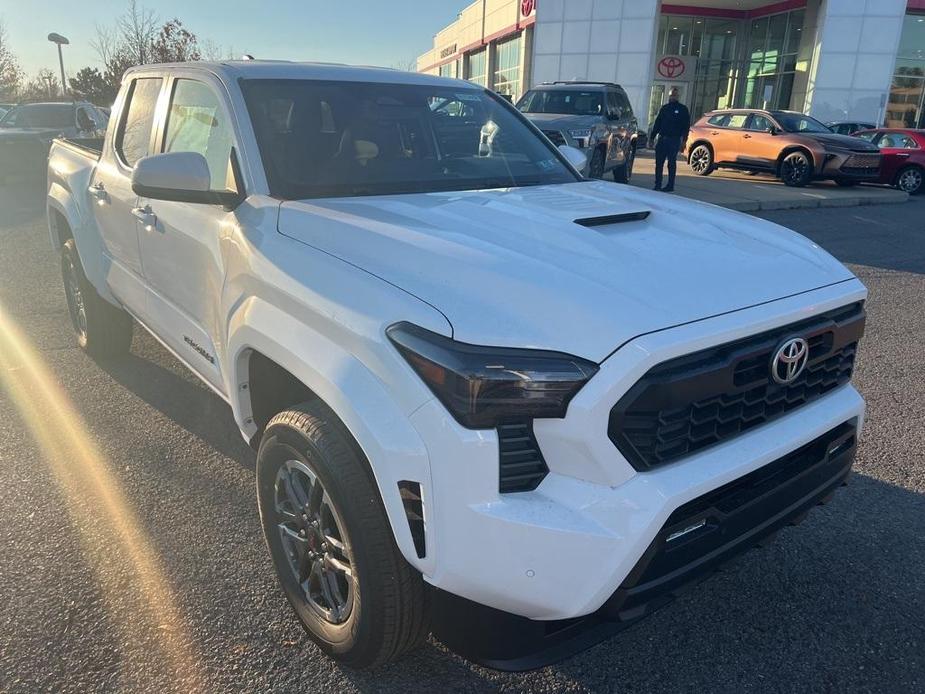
226, 298, 436, 575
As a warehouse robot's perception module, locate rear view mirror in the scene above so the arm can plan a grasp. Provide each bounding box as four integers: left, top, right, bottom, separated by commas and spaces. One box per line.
132, 151, 241, 206
558, 144, 588, 172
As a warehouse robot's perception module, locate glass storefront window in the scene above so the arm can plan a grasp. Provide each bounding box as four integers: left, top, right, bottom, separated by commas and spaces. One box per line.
439, 61, 457, 79
887, 15, 925, 128
466, 49, 487, 87
743, 9, 804, 111
493, 34, 522, 98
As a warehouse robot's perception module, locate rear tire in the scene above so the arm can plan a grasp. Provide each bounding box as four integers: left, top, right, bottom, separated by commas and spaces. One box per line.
780, 151, 813, 187
257, 401, 430, 669
688, 144, 714, 176
60, 238, 133, 359
895, 165, 924, 195
612, 147, 635, 184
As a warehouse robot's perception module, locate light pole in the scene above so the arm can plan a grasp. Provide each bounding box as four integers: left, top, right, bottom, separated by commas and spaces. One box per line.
47, 33, 69, 98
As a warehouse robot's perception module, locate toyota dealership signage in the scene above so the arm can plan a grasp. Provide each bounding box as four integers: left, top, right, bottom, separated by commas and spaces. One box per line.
521, 0, 535, 18
654, 55, 696, 81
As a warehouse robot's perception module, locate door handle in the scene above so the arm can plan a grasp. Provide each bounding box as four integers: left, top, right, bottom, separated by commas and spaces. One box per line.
743, 134, 752, 139
897, 152, 911, 158
132, 205, 158, 231
88, 182, 107, 202
710, 131, 720, 135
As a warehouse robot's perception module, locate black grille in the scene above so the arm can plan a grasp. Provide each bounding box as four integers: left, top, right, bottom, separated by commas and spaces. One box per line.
498, 422, 548, 493
609, 302, 865, 471
542, 129, 566, 146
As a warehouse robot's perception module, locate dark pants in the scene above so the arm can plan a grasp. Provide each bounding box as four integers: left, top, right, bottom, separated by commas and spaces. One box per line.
654, 136, 682, 189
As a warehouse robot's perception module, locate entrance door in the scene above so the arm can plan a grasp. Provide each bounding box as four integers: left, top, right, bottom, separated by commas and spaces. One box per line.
649, 81, 691, 136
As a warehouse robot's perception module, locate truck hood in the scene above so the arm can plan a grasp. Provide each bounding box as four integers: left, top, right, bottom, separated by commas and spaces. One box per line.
797, 132, 879, 151
278, 181, 854, 362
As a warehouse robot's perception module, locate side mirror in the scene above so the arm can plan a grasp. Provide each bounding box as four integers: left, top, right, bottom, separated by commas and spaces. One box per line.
608, 109, 622, 121
132, 151, 241, 206
558, 144, 588, 172
769, 126, 779, 135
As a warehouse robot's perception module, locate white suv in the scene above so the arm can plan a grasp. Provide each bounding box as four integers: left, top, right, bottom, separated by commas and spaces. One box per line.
47, 61, 866, 670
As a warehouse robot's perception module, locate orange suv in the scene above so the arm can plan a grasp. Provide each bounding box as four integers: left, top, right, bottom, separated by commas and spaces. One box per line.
686, 109, 881, 187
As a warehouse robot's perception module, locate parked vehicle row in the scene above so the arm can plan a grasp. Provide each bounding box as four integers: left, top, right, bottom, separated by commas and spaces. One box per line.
47, 61, 866, 671
853, 128, 925, 195
516, 80, 638, 183
685, 109, 882, 187
0, 101, 108, 178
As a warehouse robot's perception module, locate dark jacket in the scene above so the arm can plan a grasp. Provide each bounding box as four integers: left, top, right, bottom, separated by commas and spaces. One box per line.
651, 101, 691, 141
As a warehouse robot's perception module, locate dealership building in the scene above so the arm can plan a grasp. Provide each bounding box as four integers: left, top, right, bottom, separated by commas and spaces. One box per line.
417, 0, 925, 129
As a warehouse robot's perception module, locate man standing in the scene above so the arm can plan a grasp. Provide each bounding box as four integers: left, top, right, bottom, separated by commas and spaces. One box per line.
650, 87, 691, 193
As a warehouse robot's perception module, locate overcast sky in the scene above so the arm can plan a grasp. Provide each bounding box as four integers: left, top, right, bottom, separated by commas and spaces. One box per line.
4, 0, 463, 78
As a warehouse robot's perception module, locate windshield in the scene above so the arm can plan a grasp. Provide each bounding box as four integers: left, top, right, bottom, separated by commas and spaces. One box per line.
772, 113, 832, 134
0, 103, 75, 129
241, 80, 578, 200
517, 89, 605, 116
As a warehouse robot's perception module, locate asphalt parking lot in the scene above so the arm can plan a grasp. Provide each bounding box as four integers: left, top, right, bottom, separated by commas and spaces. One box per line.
0, 178, 923, 694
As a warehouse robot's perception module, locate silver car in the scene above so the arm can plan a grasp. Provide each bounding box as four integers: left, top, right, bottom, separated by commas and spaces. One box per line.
516, 81, 638, 182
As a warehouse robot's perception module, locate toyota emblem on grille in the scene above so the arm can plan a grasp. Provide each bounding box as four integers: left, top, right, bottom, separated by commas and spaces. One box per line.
771, 337, 809, 385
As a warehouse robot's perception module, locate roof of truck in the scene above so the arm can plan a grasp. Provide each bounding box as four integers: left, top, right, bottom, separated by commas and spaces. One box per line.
124, 60, 476, 89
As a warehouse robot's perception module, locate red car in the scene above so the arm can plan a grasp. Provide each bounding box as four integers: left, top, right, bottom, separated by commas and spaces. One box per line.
853, 128, 925, 195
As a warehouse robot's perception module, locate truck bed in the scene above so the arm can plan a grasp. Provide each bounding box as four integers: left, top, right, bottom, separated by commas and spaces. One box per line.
53, 137, 103, 159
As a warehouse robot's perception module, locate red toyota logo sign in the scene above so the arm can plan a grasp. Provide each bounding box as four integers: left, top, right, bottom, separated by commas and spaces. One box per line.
521, 0, 535, 17
657, 56, 685, 79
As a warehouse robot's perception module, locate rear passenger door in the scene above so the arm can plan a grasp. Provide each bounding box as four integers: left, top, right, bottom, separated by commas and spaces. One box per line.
91, 75, 164, 314
136, 74, 241, 394
710, 113, 748, 164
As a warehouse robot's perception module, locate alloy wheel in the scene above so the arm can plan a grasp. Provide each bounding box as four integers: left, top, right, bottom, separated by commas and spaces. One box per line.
274, 459, 355, 624
781, 153, 809, 186
898, 167, 923, 194
690, 146, 711, 174
64, 259, 88, 338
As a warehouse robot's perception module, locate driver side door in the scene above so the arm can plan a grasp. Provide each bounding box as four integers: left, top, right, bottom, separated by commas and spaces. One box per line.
136, 75, 240, 395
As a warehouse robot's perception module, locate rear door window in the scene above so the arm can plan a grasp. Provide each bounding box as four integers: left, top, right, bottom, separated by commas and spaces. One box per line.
707, 114, 731, 127
727, 114, 748, 129
116, 77, 164, 167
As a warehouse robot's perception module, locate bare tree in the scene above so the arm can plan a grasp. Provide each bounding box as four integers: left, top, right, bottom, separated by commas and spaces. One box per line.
116, 0, 158, 64
200, 39, 236, 62
0, 19, 25, 100
19, 68, 59, 101
391, 56, 419, 73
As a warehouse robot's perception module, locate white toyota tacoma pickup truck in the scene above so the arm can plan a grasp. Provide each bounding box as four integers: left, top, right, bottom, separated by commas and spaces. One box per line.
47, 61, 866, 670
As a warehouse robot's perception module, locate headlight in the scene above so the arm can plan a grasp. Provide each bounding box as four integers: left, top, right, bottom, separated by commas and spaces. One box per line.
387, 322, 598, 429
569, 128, 593, 139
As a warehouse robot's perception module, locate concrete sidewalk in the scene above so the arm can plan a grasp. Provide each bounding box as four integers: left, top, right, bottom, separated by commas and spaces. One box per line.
629, 150, 908, 211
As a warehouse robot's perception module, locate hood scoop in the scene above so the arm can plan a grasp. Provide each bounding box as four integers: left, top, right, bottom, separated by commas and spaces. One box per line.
573, 211, 650, 228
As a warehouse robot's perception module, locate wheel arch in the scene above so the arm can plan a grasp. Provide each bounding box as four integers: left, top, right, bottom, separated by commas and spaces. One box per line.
226, 299, 437, 575
776, 145, 815, 175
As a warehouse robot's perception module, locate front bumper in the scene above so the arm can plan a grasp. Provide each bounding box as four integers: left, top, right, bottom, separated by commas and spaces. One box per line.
405, 279, 866, 665
432, 420, 857, 670
820, 151, 881, 180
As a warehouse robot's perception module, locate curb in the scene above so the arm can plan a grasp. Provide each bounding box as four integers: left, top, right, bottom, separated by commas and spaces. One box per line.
699, 191, 909, 213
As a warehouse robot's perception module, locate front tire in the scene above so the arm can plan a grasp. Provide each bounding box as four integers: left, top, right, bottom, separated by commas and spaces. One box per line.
895, 165, 924, 195
60, 238, 133, 358
257, 402, 430, 668
780, 151, 813, 187
588, 147, 605, 179
688, 144, 714, 176
612, 147, 635, 184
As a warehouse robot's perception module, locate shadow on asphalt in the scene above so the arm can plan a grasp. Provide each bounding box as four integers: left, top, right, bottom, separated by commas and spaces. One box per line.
98, 346, 256, 467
